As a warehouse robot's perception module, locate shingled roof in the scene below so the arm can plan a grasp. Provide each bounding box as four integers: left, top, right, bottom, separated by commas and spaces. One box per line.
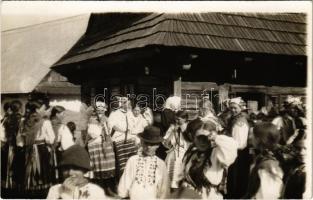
54, 12, 307, 67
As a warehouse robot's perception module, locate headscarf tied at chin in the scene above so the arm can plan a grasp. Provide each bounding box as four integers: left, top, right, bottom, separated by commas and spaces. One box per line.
229, 97, 247, 110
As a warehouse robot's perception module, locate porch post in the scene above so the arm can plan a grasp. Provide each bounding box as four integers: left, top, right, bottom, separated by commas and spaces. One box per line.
174, 76, 182, 97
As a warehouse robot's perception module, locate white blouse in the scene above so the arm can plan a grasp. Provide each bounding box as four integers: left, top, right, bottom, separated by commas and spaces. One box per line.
163, 123, 189, 154
127, 113, 149, 135
254, 160, 283, 199
47, 183, 107, 199
118, 155, 169, 199
108, 109, 127, 142
55, 124, 75, 151
231, 119, 249, 150
179, 135, 238, 199
36, 120, 55, 145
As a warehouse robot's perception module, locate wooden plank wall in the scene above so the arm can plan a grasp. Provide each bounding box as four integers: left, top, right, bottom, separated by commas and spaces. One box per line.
180, 81, 219, 120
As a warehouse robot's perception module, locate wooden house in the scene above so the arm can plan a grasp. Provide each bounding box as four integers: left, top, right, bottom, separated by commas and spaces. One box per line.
52, 13, 307, 117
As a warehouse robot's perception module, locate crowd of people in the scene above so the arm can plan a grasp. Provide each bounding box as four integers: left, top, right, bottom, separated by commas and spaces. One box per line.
0, 94, 307, 199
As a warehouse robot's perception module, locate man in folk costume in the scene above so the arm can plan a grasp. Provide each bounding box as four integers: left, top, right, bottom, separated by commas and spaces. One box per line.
225, 97, 251, 198
163, 110, 190, 190
19, 100, 56, 193
47, 144, 107, 199
272, 95, 306, 145
86, 102, 116, 196
108, 97, 138, 179
118, 126, 170, 199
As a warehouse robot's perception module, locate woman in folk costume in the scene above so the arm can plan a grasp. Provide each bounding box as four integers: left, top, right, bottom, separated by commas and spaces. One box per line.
1, 101, 23, 192
175, 119, 238, 199
198, 98, 223, 131
108, 97, 138, 178
18, 100, 56, 193
86, 102, 116, 196
127, 104, 151, 145
244, 122, 284, 199
272, 95, 306, 145
50, 106, 75, 182
158, 96, 181, 160
47, 144, 107, 199
118, 126, 170, 199
163, 110, 190, 190
161, 96, 181, 134
225, 97, 251, 198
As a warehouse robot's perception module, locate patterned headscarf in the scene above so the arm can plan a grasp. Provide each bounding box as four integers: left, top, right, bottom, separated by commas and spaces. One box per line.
284, 95, 303, 107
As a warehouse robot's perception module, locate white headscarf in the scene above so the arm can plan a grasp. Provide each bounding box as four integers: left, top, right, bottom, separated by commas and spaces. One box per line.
164, 96, 181, 111
95, 101, 107, 111
229, 97, 247, 109
284, 95, 303, 106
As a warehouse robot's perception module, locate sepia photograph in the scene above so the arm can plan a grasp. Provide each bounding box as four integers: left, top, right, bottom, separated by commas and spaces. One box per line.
1, 1, 312, 199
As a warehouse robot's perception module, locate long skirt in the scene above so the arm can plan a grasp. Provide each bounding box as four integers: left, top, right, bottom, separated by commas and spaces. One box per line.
12, 146, 26, 189
24, 143, 54, 191
88, 139, 116, 179
1, 143, 15, 189
165, 148, 185, 188
113, 138, 138, 177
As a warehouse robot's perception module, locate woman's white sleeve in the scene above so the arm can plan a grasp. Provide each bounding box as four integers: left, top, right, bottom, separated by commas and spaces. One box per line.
60, 125, 75, 150
272, 117, 284, 130
163, 125, 174, 140
42, 120, 55, 145
231, 121, 249, 149
211, 135, 238, 167
118, 157, 135, 198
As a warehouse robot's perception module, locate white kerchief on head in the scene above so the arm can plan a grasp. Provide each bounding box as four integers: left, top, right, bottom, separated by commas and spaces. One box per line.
229, 97, 243, 106
164, 96, 181, 111
285, 95, 302, 106
96, 101, 107, 111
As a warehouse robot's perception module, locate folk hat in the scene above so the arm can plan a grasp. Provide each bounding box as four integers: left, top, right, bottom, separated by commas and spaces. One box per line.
59, 144, 91, 171
138, 125, 163, 144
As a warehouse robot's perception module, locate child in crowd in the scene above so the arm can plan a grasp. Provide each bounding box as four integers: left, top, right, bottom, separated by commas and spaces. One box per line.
118, 126, 169, 199
47, 144, 107, 199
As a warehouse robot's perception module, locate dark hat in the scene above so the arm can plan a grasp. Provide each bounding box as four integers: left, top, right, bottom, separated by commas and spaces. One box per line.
138, 126, 163, 144
59, 145, 91, 171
